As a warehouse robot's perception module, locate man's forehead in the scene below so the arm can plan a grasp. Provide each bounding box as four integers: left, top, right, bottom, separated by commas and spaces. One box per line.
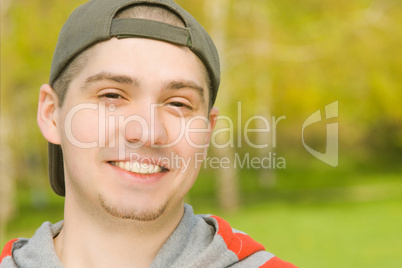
79, 38, 208, 90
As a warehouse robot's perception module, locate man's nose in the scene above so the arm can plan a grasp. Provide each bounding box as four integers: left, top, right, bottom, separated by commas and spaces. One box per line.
120, 103, 168, 148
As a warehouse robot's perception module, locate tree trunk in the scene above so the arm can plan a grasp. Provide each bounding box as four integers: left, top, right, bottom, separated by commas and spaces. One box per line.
254, 70, 277, 188
0, 117, 17, 244
205, 0, 240, 212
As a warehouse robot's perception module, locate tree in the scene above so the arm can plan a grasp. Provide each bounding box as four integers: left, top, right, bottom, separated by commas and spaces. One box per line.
205, 0, 240, 212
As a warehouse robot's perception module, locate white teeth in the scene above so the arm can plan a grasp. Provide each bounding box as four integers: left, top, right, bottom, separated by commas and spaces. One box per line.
112, 161, 162, 174
151, 165, 159, 173
132, 162, 140, 171
140, 163, 149, 174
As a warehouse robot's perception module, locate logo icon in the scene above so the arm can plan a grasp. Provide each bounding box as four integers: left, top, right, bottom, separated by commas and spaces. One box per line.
302, 101, 338, 167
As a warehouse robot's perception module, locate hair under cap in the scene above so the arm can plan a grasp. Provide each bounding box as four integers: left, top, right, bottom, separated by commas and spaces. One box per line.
48, 0, 220, 196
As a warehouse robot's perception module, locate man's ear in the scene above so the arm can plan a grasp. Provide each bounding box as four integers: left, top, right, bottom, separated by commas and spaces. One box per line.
208, 107, 219, 133
203, 107, 219, 157
37, 84, 61, 145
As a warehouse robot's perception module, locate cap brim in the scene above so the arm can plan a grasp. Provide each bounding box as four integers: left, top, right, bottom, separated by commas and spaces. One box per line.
48, 142, 65, 196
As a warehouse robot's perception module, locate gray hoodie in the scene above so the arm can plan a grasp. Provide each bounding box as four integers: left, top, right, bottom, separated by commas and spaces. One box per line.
1, 204, 297, 267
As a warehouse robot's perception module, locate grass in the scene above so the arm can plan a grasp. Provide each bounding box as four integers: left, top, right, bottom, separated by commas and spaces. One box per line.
197, 199, 402, 268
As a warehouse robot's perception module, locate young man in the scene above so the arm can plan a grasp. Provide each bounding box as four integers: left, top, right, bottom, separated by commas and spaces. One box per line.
1, 1, 297, 267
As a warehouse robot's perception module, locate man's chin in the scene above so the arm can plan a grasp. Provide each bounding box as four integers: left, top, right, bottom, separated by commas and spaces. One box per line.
98, 194, 167, 222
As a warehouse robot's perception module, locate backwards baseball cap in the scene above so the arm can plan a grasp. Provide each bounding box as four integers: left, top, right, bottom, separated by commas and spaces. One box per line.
48, 0, 220, 196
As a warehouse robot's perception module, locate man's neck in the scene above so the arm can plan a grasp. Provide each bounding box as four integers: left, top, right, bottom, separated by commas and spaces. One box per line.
54, 198, 184, 268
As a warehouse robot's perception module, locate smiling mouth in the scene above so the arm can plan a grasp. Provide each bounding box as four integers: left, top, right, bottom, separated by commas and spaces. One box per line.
109, 161, 169, 175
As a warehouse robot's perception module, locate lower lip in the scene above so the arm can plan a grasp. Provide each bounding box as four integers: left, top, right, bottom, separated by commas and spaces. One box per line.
107, 162, 167, 186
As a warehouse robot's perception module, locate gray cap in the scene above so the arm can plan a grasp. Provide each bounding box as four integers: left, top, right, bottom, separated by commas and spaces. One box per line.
48, 0, 220, 196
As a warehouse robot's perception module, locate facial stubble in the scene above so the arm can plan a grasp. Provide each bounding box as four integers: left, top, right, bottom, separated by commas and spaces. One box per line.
98, 193, 167, 221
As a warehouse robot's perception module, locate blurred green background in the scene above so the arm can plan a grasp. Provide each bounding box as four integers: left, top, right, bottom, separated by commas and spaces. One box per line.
1, 0, 401, 267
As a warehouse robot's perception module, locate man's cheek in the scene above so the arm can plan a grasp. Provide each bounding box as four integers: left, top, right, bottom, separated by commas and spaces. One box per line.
162, 117, 186, 148
64, 109, 100, 146
184, 117, 210, 150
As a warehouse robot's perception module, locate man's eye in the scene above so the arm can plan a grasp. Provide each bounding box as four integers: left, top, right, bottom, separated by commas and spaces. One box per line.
99, 93, 121, 99
169, 102, 192, 110
170, 102, 185, 107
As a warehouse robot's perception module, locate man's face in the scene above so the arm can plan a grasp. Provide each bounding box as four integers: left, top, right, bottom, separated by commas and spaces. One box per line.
51, 38, 218, 221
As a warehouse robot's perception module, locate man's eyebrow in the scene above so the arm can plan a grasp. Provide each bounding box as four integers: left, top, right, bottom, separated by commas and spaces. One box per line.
83, 72, 140, 87
163, 80, 206, 104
